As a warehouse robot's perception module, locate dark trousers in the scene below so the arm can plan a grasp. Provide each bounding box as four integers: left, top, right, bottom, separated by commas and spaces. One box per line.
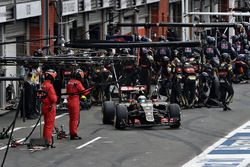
220, 81, 234, 107
20, 82, 38, 118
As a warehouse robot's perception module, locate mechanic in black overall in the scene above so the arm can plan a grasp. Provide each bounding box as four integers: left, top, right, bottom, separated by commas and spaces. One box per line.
20, 72, 39, 119
217, 33, 237, 61
203, 36, 221, 104
204, 36, 221, 66
154, 36, 172, 73
138, 36, 154, 94
218, 53, 234, 111
159, 56, 173, 100
139, 47, 154, 95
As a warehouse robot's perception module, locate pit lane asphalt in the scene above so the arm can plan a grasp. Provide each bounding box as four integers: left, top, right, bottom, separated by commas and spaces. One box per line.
0, 83, 250, 167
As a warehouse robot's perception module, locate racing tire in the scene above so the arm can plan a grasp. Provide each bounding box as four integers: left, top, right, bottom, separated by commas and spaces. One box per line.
168, 103, 181, 129
102, 101, 116, 124
114, 105, 128, 130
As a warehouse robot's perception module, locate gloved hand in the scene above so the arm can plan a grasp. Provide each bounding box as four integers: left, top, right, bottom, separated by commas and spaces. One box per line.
80, 95, 87, 101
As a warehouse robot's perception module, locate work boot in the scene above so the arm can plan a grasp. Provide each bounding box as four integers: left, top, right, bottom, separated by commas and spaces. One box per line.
70, 135, 82, 140
46, 143, 56, 148
223, 105, 231, 111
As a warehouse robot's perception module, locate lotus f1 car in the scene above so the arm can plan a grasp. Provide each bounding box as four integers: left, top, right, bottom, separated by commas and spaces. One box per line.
102, 85, 181, 129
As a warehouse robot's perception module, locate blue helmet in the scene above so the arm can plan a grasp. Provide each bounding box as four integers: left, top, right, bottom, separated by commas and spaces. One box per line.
138, 95, 146, 103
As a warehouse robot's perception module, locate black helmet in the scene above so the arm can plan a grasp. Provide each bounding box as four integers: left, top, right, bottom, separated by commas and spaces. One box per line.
158, 35, 166, 41
173, 49, 179, 57
237, 54, 246, 61
73, 69, 84, 80
141, 36, 151, 42
141, 48, 148, 54
33, 49, 43, 57
122, 48, 130, 54
243, 39, 248, 45
245, 45, 249, 50
221, 53, 231, 63
163, 56, 170, 63
180, 56, 187, 63
240, 33, 247, 40
201, 71, 209, 78
248, 26, 250, 32
200, 71, 209, 83
44, 69, 57, 82
207, 36, 215, 45
204, 64, 213, 75
232, 35, 240, 43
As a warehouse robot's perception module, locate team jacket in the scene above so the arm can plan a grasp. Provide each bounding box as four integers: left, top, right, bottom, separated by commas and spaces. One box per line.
66, 79, 85, 102
41, 80, 58, 109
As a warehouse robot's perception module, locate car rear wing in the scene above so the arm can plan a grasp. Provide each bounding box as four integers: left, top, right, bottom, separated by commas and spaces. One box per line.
120, 85, 147, 91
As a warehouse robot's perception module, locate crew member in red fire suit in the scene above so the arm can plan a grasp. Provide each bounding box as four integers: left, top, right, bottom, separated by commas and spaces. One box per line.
67, 69, 85, 140
41, 69, 58, 145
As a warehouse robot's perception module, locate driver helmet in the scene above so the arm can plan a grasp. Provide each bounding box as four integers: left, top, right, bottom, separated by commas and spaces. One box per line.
138, 95, 146, 103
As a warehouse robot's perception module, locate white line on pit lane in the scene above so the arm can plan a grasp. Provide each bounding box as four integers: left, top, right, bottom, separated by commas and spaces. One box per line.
76, 137, 102, 150
30, 113, 68, 128
13, 127, 26, 132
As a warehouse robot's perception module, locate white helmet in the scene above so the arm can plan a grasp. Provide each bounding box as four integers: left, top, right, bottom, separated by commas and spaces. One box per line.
138, 95, 146, 103
147, 55, 154, 63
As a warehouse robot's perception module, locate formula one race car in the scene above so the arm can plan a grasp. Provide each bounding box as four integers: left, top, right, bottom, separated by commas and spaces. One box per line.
102, 85, 181, 129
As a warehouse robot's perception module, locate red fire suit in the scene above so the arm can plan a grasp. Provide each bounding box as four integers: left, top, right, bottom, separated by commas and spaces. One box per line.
67, 79, 85, 136
41, 80, 58, 144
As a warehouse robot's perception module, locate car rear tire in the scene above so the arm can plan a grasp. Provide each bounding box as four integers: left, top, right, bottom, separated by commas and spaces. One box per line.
114, 105, 128, 130
168, 103, 181, 129
102, 101, 116, 124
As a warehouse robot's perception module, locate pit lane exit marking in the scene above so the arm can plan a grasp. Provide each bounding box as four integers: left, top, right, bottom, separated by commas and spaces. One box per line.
182, 120, 250, 167
76, 137, 102, 150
